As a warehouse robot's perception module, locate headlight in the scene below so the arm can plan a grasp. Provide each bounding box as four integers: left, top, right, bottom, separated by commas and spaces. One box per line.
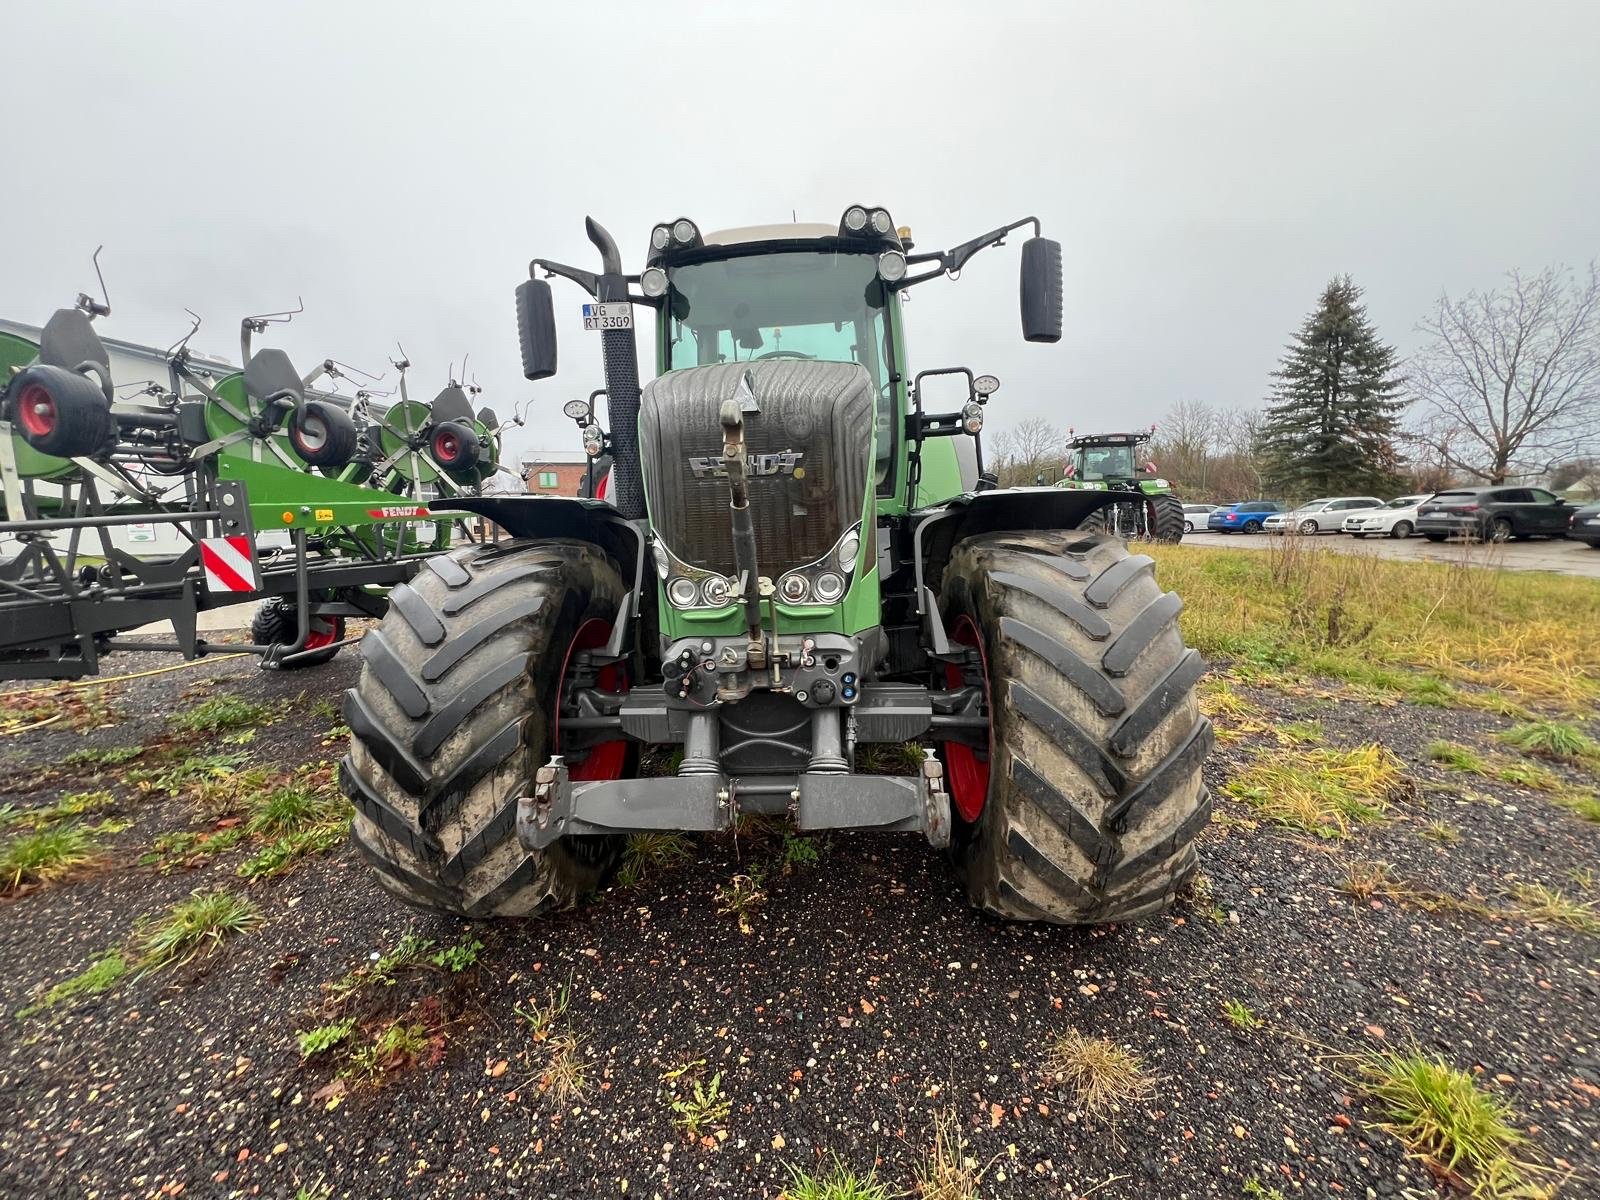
961, 401, 984, 434
973, 374, 1000, 396
672, 218, 697, 245
869, 208, 893, 235
843, 205, 868, 233
640, 266, 669, 297
812, 572, 845, 603
779, 574, 809, 603
667, 577, 699, 607
650, 224, 672, 251
581, 424, 604, 457
700, 575, 731, 607
877, 250, 907, 283
837, 529, 860, 570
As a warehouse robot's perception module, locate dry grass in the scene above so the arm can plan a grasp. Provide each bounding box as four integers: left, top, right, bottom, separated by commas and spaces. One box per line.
913, 1106, 984, 1200
1149, 542, 1600, 710
1224, 744, 1408, 838
539, 1032, 588, 1101
1502, 881, 1600, 934
1042, 1031, 1156, 1119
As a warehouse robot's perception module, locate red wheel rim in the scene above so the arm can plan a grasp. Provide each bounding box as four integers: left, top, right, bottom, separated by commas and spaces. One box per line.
557, 617, 629, 781
432, 431, 460, 464
304, 617, 341, 652
942, 614, 991, 823
16, 384, 57, 439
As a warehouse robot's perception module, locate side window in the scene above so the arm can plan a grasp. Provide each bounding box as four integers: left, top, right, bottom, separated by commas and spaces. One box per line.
1527, 489, 1559, 504
1494, 489, 1529, 504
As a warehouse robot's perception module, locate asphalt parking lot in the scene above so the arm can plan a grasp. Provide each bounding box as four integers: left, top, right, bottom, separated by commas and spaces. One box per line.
1182, 529, 1600, 577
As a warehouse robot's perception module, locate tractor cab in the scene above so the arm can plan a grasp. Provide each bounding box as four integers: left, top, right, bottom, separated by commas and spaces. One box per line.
1063, 428, 1157, 486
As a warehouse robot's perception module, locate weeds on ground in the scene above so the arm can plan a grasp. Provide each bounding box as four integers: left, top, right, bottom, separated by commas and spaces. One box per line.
539, 1032, 588, 1101
1429, 740, 1576, 797
1280, 720, 1324, 745
715, 870, 768, 934
784, 1157, 892, 1200
1042, 1031, 1156, 1119
1428, 741, 1488, 773
1355, 1049, 1546, 1198
1497, 719, 1600, 765
782, 834, 820, 869
0, 788, 118, 834
62, 745, 144, 768
1422, 819, 1462, 845
348, 1021, 430, 1081
615, 831, 694, 888
1242, 1179, 1286, 1200
1502, 882, 1600, 934
0, 686, 120, 734
1224, 744, 1407, 838
1552, 789, 1600, 823
913, 1106, 985, 1200
134, 887, 263, 969
297, 1018, 357, 1058
140, 826, 246, 872
667, 1068, 732, 1140
854, 741, 926, 774
324, 930, 478, 1007
1, 824, 99, 890
1222, 999, 1263, 1030
170, 695, 276, 735
129, 751, 250, 797
22, 950, 130, 1016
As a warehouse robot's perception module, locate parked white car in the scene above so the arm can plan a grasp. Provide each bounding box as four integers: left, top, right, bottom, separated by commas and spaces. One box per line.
1181, 503, 1216, 533
1342, 494, 1434, 539
1263, 496, 1387, 535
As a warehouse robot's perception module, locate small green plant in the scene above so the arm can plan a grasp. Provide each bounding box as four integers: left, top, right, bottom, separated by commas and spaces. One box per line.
236, 820, 348, 880
1497, 719, 1600, 763
1422, 819, 1462, 845
714, 870, 768, 934
1553, 789, 1600, 823
429, 935, 483, 973
309, 697, 339, 721
783, 1157, 892, 1200
515, 979, 573, 1042
63, 745, 144, 768
130, 751, 250, 797
327, 931, 435, 1004
171, 695, 276, 735
349, 1021, 429, 1080
1242, 1178, 1286, 1200
134, 888, 263, 969
1279, 719, 1324, 744
1428, 740, 1488, 773
246, 784, 327, 837
1, 824, 98, 889
669, 1069, 732, 1140
36, 950, 129, 1010
615, 831, 695, 888
1357, 1049, 1538, 1196
140, 826, 246, 872
781, 834, 820, 868
297, 1018, 356, 1058
1223, 999, 1263, 1030
1043, 1031, 1156, 1119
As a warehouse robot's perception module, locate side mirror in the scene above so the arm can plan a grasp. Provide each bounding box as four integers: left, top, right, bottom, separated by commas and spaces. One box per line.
1019, 237, 1063, 344
515, 279, 558, 380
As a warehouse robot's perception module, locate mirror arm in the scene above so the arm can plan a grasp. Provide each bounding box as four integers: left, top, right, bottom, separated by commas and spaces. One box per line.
530, 258, 599, 298
897, 216, 1043, 288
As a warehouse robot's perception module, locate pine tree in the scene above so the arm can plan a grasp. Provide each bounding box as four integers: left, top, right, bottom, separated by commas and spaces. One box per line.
1257, 277, 1407, 498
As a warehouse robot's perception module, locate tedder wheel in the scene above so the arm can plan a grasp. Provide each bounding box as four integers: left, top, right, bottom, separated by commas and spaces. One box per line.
938, 530, 1212, 923
251, 596, 346, 668
340, 539, 628, 918
287, 399, 359, 469
1145, 494, 1185, 543
430, 420, 482, 482
6, 364, 113, 458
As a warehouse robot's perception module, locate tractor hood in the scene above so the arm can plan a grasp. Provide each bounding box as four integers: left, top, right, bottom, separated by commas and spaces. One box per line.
639, 360, 873, 576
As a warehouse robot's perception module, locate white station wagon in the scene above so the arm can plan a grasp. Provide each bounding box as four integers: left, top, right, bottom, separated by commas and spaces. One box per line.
1263, 496, 1387, 535
1343, 494, 1435, 539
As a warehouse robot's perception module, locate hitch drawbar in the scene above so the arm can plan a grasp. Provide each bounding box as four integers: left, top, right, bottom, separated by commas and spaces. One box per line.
518, 754, 952, 849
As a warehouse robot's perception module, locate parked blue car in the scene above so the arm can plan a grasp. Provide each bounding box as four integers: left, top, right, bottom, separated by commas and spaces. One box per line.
1206, 500, 1285, 533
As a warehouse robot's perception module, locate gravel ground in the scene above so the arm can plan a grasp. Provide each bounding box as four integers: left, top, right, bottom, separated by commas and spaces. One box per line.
1, 646, 1597, 1200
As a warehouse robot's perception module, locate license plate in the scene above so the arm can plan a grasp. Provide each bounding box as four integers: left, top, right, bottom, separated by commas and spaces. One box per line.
582, 302, 632, 331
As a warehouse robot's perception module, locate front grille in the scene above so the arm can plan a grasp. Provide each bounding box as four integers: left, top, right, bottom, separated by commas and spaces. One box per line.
639, 361, 873, 575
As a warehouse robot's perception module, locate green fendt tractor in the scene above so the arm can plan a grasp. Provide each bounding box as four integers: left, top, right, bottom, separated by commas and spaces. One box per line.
341, 208, 1212, 924
1054, 428, 1186, 542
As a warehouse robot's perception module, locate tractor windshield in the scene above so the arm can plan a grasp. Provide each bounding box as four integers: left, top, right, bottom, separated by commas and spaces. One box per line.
1075, 444, 1136, 481
664, 251, 894, 482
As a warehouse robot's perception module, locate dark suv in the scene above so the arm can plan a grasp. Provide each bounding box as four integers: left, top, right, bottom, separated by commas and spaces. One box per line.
1206, 500, 1284, 534
1416, 487, 1573, 542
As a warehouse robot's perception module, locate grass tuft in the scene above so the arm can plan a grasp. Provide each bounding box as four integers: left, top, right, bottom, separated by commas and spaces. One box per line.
1422, 819, 1462, 845
171, 695, 276, 735
1502, 881, 1600, 934
715, 870, 768, 935
39, 950, 129, 1009
1357, 1049, 1541, 1196
1224, 744, 1406, 838
667, 1069, 732, 1140
297, 1018, 356, 1058
784, 1157, 892, 1200
1222, 999, 1263, 1030
1497, 719, 1600, 764
1, 824, 98, 889
913, 1106, 983, 1200
1428, 740, 1488, 773
135, 887, 263, 968
615, 831, 694, 889
1043, 1031, 1156, 1119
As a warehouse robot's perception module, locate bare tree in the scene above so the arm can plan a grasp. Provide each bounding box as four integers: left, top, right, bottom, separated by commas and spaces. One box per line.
988, 416, 1063, 487
1408, 263, 1600, 484
1150, 399, 1219, 495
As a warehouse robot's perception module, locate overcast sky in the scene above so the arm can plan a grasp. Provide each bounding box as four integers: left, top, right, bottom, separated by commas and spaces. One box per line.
9, 2, 1598, 462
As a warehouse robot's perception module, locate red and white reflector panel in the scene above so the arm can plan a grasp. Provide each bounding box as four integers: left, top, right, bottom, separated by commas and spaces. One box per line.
200, 536, 262, 594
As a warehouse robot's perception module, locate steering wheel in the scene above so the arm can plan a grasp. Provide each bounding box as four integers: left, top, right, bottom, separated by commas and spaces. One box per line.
754, 350, 813, 361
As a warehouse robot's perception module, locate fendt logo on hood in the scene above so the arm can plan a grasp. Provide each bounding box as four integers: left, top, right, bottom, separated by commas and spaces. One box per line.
687, 451, 804, 479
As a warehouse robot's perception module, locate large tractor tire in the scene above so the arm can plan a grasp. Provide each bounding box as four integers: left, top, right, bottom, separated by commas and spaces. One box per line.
340, 539, 628, 918
1146, 493, 1185, 543
937, 530, 1212, 923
